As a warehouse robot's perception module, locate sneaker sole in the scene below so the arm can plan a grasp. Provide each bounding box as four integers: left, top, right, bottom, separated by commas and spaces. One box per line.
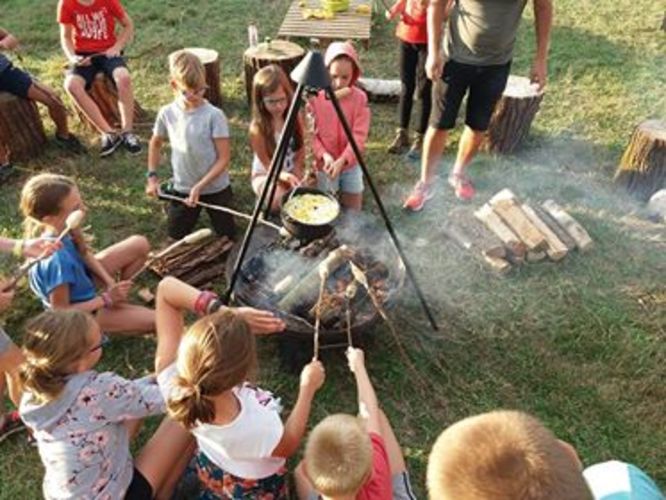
99, 139, 122, 158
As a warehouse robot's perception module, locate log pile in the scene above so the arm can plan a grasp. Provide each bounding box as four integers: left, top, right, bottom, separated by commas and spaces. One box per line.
148, 236, 234, 289
443, 188, 593, 274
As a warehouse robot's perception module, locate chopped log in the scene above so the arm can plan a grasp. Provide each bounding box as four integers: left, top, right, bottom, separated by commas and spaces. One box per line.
520, 203, 568, 261
483, 254, 512, 274
488, 189, 547, 251
0, 91, 47, 161
76, 73, 149, 131
614, 119, 666, 201
541, 200, 593, 252
243, 39, 305, 105
357, 77, 400, 103
530, 205, 577, 251
485, 75, 544, 154
474, 203, 527, 261
526, 250, 546, 262
446, 209, 506, 259
173, 48, 222, 107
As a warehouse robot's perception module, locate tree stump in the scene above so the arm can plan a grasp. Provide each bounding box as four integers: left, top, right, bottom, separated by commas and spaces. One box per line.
485, 75, 544, 154
174, 48, 222, 107
77, 73, 149, 131
243, 39, 305, 105
0, 92, 47, 162
614, 119, 666, 201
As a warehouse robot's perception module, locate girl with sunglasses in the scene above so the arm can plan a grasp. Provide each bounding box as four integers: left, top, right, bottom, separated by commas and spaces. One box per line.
146, 50, 235, 240
249, 64, 305, 212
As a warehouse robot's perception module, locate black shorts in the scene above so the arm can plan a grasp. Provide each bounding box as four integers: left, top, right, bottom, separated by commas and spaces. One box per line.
166, 186, 237, 240
431, 59, 511, 132
67, 54, 128, 90
0, 65, 33, 98
124, 467, 153, 500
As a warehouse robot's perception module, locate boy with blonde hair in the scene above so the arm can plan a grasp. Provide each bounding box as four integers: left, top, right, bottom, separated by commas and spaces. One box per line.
295, 348, 416, 500
426, 410, 593, 500
146, 50, 235, 240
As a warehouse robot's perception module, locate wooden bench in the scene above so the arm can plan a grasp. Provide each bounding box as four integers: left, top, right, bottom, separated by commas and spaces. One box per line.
278, 0, 373, 49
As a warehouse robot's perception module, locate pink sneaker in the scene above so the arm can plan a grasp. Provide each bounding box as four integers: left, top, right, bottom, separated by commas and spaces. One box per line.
448, 173, 476, 201
403, 181, 434, 212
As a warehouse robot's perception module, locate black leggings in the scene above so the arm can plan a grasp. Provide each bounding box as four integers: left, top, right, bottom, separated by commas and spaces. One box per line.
398, 41, 432, 134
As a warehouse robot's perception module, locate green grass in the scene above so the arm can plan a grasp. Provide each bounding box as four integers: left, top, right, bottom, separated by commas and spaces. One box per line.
1, 0, 665, 497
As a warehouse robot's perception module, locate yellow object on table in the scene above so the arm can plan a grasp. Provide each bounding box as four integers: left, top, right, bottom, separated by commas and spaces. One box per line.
355, 4, 371, 14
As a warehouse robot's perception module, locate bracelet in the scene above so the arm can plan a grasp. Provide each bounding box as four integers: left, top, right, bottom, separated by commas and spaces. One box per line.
12, 239, 24, 258
101, 292, 113, 309
146, 171, 158, 179
194, 291, 218, 316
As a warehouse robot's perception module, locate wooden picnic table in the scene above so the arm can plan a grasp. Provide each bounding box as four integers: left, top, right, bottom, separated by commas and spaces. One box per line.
277, 0, 374, 48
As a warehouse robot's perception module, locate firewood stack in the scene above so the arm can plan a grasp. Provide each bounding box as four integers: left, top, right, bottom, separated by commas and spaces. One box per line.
443, 189, 593, 274
148, 236, 234, 289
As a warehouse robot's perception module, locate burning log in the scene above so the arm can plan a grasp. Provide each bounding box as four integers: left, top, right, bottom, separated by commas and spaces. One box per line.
614, 119, 666, 201
489, 189, 546, 251
520, 203, 568, 261
541, 200, 593, 252
0, 91, 47, 161
474, 203, 527, 263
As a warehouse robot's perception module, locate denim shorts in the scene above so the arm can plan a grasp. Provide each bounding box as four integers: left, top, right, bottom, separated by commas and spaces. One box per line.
316, 164, 364, 194
0, 65, 33, 98
67, 55, 128, 90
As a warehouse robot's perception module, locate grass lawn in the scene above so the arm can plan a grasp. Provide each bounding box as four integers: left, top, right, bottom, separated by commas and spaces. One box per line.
0, 0, 664, 497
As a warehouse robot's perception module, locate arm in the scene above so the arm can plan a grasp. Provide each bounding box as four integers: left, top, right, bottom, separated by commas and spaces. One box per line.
339, 91, 371, 170
0, 237, 61, 259
187, 137, 230, 205
386, 0, 406, 20
50, 283, 106, 313
272, 360, 325, 458
146, 135, 164, 196
59, 24, 78, 62
425, 0, 454, 80
347, 348, 381, 434
0, 28, 18, 51
531, 0, 553, 90
81, 252, 115, 288
107, 11, 134, 56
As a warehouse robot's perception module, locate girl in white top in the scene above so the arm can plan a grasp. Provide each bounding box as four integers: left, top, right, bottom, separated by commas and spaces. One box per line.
249, 64, 305, 212
154, 277, 325, 498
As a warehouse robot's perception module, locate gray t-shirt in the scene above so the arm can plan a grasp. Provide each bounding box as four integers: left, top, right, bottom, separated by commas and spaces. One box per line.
0, 53, 12, 73
0, 326, 11, 354
153, 100, 230, 195
444, 0, 528, 66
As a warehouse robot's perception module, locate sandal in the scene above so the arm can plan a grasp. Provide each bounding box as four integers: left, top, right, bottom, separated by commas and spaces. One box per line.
448, 172, 476, 201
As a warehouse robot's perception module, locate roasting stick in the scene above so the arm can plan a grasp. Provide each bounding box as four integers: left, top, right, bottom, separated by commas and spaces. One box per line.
313, 276, 326, 360
2, 210, 85, 292
344, 280, 358, 348
129, 228, 212, 281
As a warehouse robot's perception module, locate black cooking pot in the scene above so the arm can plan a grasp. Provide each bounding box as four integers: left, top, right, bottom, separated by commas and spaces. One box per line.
280, 187, 340, 241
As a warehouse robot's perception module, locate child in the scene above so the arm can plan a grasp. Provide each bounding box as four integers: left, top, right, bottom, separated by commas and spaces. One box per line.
295, 347, 416, 500
426, 410, 594, 499
311, 41, 371, 211
19, 308, 193, 499
0, 26, 84, 180
146, 50, 235, 240
58, 0, 141, 156
21, 173, 155, 335
154, 276, 325, 498
385, 0, 431, 160
249, 65, 304, 212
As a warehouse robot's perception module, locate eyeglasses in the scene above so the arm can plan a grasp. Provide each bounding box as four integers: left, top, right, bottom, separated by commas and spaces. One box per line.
90, 333, 110, 352
180, 86, 208, 99
263, 96, 288, 106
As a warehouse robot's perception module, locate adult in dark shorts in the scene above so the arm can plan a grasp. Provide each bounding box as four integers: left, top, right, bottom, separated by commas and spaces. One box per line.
403, 0, 552, 210
58, 0, 142, 157
0, 28, 84, 183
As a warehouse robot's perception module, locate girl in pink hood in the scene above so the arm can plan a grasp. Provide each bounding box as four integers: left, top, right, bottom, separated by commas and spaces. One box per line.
310, 41, 371, 211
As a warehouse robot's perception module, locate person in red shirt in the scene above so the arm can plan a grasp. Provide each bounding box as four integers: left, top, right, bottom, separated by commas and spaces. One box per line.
385, 0, 431, 160
58, 0, 142, 157
294, 348, 416, 500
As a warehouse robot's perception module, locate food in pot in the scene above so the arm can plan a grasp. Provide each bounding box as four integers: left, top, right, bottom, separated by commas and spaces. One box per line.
283, 193, 339, 225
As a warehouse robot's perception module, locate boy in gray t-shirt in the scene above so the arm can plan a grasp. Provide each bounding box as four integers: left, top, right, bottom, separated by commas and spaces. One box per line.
146, 50, 235, 239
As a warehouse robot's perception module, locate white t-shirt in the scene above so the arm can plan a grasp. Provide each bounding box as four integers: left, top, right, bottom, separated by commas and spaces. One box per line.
158, 364, 285, 479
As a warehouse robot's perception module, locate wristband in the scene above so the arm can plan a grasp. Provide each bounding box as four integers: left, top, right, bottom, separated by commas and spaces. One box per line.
146, 171, 158, 179
101, 292, 113, 309
12, 239, 24, 258
194, 291, 218, 316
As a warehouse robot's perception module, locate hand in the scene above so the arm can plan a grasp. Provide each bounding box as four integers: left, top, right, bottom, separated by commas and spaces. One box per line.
107, 280, 132, 304
384, 10, 392, 20
279, 172, 301, 189
0, 286, 14, 313
346, 347, 366, 374
145, 176, 159, 197
530, 57, 548, 91
22, 238, 62, 259
322, 152, 334, 170
324, 158, 345, 180
235, 307, 286, 335
0, 34, 19, 51
105, 46, 121, 58
300, 359, 325, 393
71, 55, 91, 67
186, 184, 202, 207
425, 50, 444, 81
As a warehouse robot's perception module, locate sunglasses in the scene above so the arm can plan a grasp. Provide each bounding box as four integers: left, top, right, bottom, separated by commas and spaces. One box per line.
263, 96, 288, 106
90, 333, 111, 353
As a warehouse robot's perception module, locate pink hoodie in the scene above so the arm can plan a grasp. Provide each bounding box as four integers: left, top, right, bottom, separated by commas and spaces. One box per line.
310, 42, 371, 172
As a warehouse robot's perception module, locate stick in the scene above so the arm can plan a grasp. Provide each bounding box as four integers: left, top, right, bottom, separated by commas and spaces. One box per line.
129, 228, 212, 281
344, 279, 357, 348
313, 274, 327, 360
62, 42, 165, 69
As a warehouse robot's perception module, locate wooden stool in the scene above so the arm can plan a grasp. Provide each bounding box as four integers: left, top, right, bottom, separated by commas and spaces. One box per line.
243, 40, 305, 105
172, 48, 222, 107
485, 75, 544, 154
77, 73, 149, 131
0, 92, 47, 162
614, 119, 666, 201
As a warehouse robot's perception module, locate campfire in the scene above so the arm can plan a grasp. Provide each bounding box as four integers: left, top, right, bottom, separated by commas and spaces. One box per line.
226, 224, 406, 346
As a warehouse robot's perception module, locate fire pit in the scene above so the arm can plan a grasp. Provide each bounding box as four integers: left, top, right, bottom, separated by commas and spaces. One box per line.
226, 222, 406, 347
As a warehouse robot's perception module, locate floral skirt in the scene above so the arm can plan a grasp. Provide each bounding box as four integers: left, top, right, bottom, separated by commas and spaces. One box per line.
180, 449, 288, 500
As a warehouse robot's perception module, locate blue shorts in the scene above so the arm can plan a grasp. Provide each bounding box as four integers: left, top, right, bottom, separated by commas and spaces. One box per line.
316, 164, 364, 195
67, 54, 128, 90
0, 65, 33, 98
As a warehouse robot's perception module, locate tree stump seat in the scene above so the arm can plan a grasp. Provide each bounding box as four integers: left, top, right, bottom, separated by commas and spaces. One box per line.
0, 91, 47, 162
243, 40, 305, 105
